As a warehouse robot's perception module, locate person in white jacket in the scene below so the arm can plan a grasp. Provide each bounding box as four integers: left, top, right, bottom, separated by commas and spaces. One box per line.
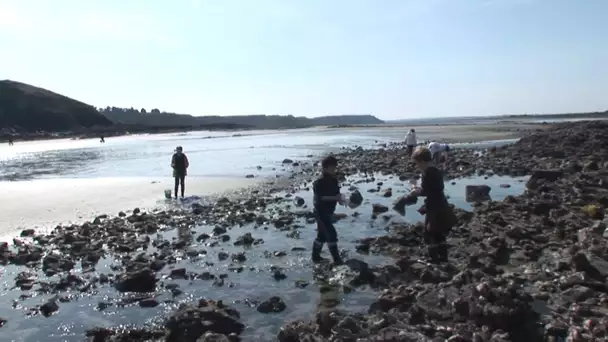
428, 141, 450, 164
405, 129, 417, 155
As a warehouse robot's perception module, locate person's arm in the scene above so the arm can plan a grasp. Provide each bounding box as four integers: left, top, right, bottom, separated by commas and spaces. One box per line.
171, 154, 176, 168
184, 155, 189, 169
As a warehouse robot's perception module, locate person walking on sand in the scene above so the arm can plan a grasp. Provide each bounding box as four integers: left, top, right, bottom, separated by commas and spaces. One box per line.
409, 146, 456, 263
8, 137, 14, 146
171, 146, 189, 199
312, 155, 346, 266
405, 129, 417, 155
100, 136, 105, 143
428, 141, 450, 165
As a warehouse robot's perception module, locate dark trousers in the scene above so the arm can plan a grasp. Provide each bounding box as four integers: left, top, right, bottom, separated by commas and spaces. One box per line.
312, 212, 342, 263
174, 173, 185, 197
315, 214, 338, 246
407, 145, 415, 155
423, 207, 453, 263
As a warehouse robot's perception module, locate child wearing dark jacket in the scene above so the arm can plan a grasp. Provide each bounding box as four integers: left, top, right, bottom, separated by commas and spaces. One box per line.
311, 155, 345, 265
409, 146, 456, 263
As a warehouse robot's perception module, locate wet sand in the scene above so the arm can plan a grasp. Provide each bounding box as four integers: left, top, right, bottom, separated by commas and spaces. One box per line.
0, 176, 259, 239
329, 122, 547, 143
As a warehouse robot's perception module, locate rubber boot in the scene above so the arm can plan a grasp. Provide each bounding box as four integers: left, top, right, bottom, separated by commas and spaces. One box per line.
328, 245, 343, 266
312, 241, 327, 263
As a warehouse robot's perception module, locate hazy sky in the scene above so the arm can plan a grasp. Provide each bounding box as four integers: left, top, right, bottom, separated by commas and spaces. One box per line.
1, 0, 607, 120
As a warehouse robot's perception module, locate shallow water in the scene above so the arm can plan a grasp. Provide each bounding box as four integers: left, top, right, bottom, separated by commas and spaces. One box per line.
0, 128, 401, 181
0, 172, 527, 341
0, 127, 521, 182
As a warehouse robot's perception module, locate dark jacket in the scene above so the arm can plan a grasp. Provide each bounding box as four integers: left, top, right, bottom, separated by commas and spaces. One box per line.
419, 166, 456, 232
313, 173, 340, 217
419, 166, 448, 210
172, 153, 189, 174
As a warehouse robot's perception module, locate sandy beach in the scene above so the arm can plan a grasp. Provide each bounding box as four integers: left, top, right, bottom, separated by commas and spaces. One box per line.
0, 176, 258, 239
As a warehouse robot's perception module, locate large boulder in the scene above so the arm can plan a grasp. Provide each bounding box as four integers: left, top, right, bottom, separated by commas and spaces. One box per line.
165, 299, 244, 341
114, 269, 157, 293
526, 169, 563, 189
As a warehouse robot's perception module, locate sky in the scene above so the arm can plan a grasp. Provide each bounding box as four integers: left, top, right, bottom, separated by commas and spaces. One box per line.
1, 0, 607, 120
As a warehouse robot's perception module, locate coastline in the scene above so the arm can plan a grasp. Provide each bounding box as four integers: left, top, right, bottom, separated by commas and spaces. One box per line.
1, 120, 606, 341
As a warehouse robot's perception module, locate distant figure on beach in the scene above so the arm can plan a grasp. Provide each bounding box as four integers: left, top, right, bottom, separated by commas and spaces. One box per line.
312, 155, 345, 266
428, 141, 450, 164
8, 137, 14, 146
405, 129, 417, 154
171, 146, 189, 199
409, 146, 456, 263
100, 136, 105, 143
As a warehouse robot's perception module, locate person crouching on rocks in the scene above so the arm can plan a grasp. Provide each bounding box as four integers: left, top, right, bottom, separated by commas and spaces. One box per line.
409, 146, 456, 263
312, 155, 345, 266
428, 141, 450, 165
405, 129, 417, 155
171, 146, 189, 199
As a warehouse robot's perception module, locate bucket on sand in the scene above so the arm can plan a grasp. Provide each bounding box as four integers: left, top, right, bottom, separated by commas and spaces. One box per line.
164, 189, 172, 199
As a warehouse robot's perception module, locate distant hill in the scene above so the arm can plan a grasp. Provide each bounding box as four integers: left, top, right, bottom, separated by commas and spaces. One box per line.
0, 80, 384, 136
387, 111, 608, 125
308, 115, 383, 126
0, 80, 112, 133
100, 108, 384, 129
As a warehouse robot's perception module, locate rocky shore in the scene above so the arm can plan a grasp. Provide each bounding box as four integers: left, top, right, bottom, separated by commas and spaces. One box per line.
279, 121, 608, 341
0, 121, 606, 341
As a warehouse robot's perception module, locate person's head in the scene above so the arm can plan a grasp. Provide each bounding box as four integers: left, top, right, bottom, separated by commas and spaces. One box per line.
176, 146, 183, 154
410, 129, 415, 133
411, 146, 432, 170
444, 144, 450, 152
321, 155, 338, 175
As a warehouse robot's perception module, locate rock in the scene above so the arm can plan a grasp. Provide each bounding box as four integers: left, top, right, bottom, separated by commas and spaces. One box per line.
245, 174, 254, 178
39, 299, 59, 317
393, 194, 417, 215
165, 299, 244, 340
282, 159, 294, 164
526, 169, 563, 189
372, 203, 389, 214
293, 196, 305, 207
0, 317, 5, 328
465, 185, 491, 202
139, 297, 159, 308
234, 233, 254, 246
257, 296, 286, 313
295, 280, 309, 288
20, 229, 35, 237
349, 190, 363, 207
115, 269, 157, 292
